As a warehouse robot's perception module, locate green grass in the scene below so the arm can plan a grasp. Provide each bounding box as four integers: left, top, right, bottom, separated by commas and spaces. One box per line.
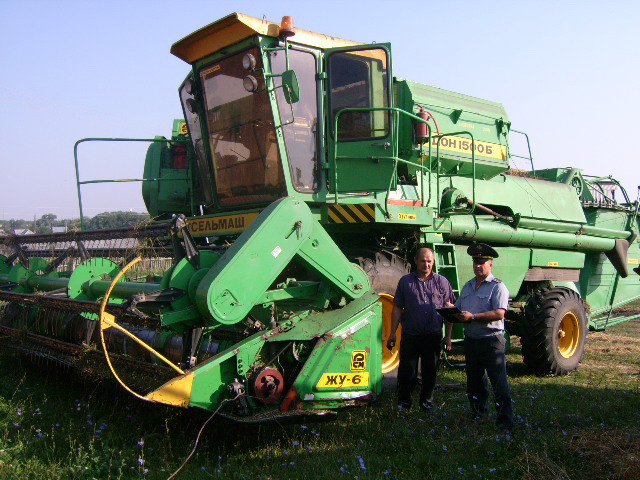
1, 321, 639, 480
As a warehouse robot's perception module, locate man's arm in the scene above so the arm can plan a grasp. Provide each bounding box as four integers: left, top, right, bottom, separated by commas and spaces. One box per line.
443, 320, 453, 350
443, 279, 456, 350
456, 308, 505, 323
387, 304, 403, 350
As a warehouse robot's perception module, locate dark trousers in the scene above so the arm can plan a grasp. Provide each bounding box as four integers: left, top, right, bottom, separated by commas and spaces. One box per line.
397, 333, 442, 407
464, 335, 513, 428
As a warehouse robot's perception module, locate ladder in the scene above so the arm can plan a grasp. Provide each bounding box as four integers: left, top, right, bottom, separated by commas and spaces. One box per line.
431, 243, 465, 367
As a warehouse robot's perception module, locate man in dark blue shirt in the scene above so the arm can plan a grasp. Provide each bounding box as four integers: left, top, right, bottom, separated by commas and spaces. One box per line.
387, 247, 455, 410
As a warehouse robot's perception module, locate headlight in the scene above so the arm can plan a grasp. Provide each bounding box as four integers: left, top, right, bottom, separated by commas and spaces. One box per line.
242, 53, 257, 71
186, 98, 198, 114
184, 78, 195, 95
243, 75, 259, 93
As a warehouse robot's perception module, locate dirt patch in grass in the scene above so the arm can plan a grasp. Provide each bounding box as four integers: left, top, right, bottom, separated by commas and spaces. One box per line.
516, 429, 640, 480
587, 332, 640, 355
569, 429, 640, 480
583, 323, 640, 374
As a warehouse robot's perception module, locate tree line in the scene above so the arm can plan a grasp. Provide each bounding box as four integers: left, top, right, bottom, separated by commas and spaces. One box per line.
1, 212, 151, 234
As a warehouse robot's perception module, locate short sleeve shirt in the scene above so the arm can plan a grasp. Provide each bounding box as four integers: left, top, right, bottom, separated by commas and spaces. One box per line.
455, 273, 509, 339
394, 272, 456, 335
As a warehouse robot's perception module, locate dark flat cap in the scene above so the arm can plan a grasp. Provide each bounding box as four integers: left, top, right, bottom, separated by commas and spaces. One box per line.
467, 243, 499, 260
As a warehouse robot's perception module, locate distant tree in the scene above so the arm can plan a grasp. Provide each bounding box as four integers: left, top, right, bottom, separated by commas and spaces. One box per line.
86, 211, 150, 230
36, 213, 58, 234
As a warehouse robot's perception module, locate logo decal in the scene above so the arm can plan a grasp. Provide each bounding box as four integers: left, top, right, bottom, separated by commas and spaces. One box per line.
351, 351, 367, 371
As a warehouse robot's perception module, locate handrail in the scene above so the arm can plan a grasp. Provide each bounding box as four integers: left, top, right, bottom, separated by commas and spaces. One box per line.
582, 174, 632, 205
332, 107, 436, 214
434, 132, 476, 215
508, 129, 535, 175
74, 137, 189, 230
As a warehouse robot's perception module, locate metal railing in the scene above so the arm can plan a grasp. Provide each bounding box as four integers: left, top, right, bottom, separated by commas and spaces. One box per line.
332, 107, 478, 217
74, 137, 191, 230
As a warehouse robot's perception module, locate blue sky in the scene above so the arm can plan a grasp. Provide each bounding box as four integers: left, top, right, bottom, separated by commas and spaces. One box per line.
1, 0, 639, 219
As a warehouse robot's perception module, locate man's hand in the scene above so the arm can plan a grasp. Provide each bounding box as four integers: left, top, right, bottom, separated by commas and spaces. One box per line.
443, 336, 452, 351
454, 310, 474, 323
444, 301, 455, 308
387, 333, 397, 350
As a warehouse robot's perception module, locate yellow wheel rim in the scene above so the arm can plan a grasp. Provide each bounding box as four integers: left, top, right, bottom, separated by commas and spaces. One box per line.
558, 312, 580, 358
379, 293, 401, 373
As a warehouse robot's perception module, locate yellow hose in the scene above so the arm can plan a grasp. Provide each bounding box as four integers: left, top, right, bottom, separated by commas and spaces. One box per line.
98, 257, 185, 402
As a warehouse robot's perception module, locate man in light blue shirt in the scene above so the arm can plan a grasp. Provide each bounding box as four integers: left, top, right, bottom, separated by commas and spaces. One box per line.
452, 243, 513, 430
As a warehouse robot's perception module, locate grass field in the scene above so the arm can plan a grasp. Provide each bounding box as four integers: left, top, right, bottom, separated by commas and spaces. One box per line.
1, 320, 638, 480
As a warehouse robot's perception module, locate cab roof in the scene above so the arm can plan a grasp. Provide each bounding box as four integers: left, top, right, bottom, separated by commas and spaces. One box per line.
171, 12, 362, 64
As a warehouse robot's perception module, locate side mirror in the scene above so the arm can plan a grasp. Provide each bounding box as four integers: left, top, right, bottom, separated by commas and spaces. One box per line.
282, 70, 300, 104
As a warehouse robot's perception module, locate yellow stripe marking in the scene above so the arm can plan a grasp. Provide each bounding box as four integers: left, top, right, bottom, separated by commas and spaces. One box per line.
328, 209, 344, 223
347, 205, 371, 222
336, 205, 359, 223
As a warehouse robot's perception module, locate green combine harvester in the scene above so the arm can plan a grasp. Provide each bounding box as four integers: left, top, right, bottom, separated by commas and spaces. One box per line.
1, 13, 638, 421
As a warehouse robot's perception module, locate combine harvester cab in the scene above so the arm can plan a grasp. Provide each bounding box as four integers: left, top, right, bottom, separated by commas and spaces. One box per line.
1, 12, 639, 421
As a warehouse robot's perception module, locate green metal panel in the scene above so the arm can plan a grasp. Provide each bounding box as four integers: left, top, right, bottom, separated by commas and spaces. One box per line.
189, 331, 265, 410
531, 249, 585, 269
447, 174, 587, 223
395, 79, 509, 180
195, 197, 369, 325
291, 294, 382, 407
455, 245, 530, 298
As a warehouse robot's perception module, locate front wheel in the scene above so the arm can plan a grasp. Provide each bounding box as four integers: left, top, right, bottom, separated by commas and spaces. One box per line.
521, 287, 588, 375
354, 251, 409, 374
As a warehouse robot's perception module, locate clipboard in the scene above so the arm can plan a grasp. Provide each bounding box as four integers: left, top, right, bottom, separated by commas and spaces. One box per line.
436, 306, 463, 323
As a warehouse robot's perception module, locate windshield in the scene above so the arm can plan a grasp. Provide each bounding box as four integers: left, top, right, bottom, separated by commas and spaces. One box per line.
180, 75, 212, 205
200, 47, 286, 207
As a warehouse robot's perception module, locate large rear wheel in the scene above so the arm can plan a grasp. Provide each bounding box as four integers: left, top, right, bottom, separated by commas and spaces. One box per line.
521, 287, 588, 375
354, 251, 410, 374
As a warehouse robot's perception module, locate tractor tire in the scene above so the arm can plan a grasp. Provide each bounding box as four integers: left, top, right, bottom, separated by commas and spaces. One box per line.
521, 287, 588, 375
353, 250, 410, 375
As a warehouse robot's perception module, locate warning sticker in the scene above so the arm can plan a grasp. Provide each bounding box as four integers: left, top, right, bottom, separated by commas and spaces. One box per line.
316, 373, 369, 388
351, 351, 367, 371
397, 213, 416, 221
179, 122, 188, 135
628, 258, 639, 264
547, 261, 559, 267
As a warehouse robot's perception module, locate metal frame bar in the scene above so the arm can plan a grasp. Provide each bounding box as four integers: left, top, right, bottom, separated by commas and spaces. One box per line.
74, 137, 189, 230
332, 107, 436, 215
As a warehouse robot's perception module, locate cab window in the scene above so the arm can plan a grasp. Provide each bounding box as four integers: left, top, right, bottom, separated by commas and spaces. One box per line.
328, 48, 390, 140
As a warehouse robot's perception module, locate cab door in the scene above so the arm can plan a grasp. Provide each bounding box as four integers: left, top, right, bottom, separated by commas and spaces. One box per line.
325, 44, 394, 193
